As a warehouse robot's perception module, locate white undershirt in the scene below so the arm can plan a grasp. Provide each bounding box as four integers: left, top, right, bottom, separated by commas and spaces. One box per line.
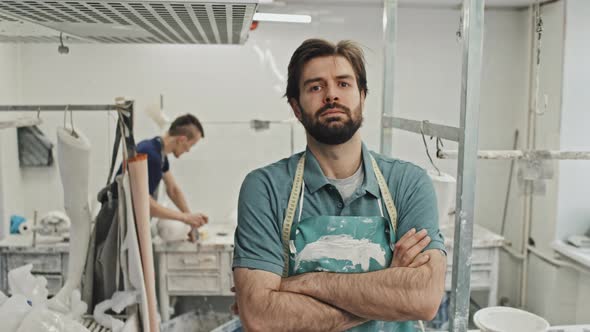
327, 163, 365, 205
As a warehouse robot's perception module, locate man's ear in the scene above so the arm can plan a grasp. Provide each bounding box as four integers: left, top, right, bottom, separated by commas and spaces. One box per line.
176, 135, 187, 145
289, 98, 303, 121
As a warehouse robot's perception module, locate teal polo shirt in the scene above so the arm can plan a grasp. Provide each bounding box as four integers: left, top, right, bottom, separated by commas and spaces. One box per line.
233, 143, 446, 276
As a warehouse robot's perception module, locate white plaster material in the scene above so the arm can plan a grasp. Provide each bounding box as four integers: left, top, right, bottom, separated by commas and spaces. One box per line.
145, 102, 170, 131
293, 234, 386, 272
427, 170, 456, 226
157, 219, 191, 242
18, 211, 70, 241
49, 127, 92, 313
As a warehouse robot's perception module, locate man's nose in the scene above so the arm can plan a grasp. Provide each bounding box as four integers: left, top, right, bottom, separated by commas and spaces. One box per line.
324, 86, 339, 104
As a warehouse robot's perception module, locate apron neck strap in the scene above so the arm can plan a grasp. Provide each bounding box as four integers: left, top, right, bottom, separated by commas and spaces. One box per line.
281, 154, 306, 277
370, 155, 398, 232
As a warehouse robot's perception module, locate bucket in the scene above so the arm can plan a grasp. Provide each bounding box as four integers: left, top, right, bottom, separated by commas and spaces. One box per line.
474, 307, 550, 332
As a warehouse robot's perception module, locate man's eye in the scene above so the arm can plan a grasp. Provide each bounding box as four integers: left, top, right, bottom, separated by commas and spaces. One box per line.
340, 82, 350, 87
310, 85, 322, 92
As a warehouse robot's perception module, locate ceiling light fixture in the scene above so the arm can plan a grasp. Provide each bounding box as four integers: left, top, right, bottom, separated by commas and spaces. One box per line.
253, 12, 312, 24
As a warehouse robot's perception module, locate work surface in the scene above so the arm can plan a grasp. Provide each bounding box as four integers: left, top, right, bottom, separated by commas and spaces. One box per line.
153, 223, 235, 252
552, 240, 590, 268
440, 223, 505, 248
0, 233, 70, 296
154, 223, 236, 321
0, 233, 70, 252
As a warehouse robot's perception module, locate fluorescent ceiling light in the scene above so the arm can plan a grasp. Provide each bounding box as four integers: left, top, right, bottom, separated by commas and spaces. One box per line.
253, 12, 312, 23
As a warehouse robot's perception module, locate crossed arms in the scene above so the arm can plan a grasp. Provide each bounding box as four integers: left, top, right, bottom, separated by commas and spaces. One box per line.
233, 230, 447, 332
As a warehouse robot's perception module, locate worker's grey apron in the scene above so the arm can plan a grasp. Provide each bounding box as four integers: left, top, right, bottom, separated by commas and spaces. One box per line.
281, 153, 416, 332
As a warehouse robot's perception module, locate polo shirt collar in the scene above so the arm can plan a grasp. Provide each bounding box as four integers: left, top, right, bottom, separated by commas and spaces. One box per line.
302, 143, 380, 198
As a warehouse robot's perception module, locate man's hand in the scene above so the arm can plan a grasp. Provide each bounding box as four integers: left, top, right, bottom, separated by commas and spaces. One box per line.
183, 212, 208, 228
391, 228, 431, 268
187, 228, 197, 242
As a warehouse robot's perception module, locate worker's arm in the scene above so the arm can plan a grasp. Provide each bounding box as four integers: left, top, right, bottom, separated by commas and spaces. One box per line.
234, 268, 366, 332
149, 197, 207, 228
232, 227, 432, 330
162, 172, 190, 213
280, 249, 446, 322
281, 168, 447, 322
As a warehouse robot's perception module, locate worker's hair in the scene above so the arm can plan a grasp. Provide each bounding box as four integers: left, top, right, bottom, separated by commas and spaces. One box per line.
168, 113, 204, 139
285, 39, 369, 102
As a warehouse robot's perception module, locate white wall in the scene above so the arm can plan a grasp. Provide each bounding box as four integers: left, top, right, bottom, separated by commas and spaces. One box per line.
518, 0, 590, 324
12, 5, 529, 231
393, 7, 530, 230
14, 4, 384, 223
555, 0, 590, 240
0, 44, 23, 239
390, 7, 531, 309
530, 0, 565, 255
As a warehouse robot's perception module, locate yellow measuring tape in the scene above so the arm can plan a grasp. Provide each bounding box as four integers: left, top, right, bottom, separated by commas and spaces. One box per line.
370, 155, 398, 232
281, 154, 306, 277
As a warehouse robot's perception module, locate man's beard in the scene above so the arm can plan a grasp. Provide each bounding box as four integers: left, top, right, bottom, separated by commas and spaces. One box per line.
299, 101, 363, 145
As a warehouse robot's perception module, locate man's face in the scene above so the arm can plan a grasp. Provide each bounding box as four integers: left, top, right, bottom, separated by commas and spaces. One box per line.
291, 55, 365, 145
173, 129, 201, 158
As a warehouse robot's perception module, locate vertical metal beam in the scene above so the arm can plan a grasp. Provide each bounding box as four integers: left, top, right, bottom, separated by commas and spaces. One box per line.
380, 0, 397, 156
449, 0, 485, 331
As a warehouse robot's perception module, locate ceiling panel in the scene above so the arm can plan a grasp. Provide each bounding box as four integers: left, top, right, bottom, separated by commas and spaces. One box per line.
0, 0, 257, 44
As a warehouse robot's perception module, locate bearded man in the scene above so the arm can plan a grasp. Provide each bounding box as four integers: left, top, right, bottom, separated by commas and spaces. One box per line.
232, 39, 447, 332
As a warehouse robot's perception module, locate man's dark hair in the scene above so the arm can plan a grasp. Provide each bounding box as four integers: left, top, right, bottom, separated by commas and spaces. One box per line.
168, 113, 204, 139
285, 39, 369, 102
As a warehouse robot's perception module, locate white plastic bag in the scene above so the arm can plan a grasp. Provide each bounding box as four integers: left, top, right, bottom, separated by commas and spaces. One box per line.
94, 291, 139, 332
0, 264, 90, 332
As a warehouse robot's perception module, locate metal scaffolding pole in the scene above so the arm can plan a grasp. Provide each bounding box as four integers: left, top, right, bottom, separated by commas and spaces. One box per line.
438, 149, 590, 160
380, 0, 398, 155
449, 0, 485, 331
379, 0, 485, 329
382, 117, 461, 142
0, 104, 119, 112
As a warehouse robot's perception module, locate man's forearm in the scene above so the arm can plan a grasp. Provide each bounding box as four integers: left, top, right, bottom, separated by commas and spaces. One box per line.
281, 251, 446, 321
149, 198, 186, 223
239, 289, 366, 332
167, 188, 190, 213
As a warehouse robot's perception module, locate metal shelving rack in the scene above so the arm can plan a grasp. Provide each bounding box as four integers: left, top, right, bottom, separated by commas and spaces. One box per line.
380, 0, 485, 331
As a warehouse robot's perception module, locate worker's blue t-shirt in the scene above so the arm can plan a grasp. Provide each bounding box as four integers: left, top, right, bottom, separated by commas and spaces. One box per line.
117, 136, 169, 196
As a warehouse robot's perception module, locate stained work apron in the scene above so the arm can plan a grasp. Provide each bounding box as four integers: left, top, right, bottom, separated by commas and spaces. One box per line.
281, 153, 416, 332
